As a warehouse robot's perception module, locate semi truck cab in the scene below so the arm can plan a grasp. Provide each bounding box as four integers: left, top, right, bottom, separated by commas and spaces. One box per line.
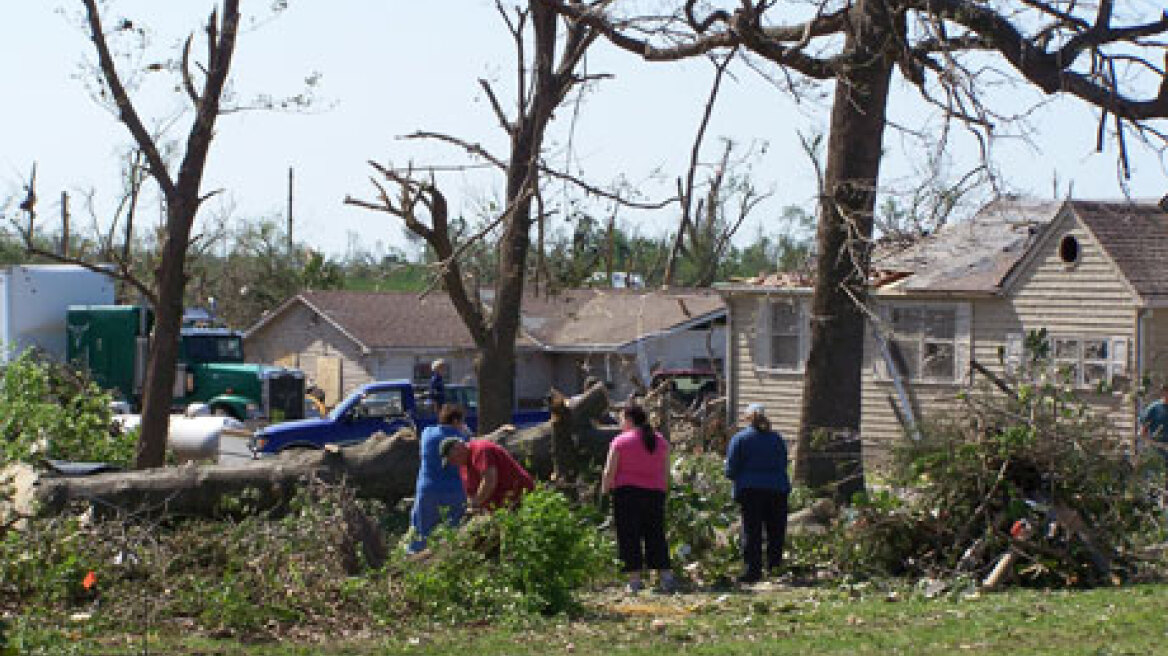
67, 305, 305, 422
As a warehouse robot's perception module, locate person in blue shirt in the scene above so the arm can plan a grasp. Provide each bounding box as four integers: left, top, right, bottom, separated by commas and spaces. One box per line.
408, 403, 469, 554
428, 359, 447, 410
724, 402, 791, 583
1139, 383, 1168, 462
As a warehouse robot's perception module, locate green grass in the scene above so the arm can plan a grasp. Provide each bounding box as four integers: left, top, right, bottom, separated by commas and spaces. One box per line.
19, 583, 1168, 655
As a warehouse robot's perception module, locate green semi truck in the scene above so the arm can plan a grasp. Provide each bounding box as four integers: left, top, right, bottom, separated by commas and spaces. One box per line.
66, 305, 306, 422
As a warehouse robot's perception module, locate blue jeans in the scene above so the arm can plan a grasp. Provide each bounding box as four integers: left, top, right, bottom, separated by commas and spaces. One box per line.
408, 488, 466, 553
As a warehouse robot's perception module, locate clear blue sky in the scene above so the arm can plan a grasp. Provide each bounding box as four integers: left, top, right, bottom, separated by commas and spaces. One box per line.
4, 1, 1166, 257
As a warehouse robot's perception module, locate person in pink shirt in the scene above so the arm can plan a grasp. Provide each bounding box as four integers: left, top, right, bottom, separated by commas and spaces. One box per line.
601, 405, 677, 594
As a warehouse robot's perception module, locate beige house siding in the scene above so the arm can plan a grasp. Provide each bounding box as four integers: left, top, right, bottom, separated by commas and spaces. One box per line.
726, 294, 805, 459
244, 303, 370, 405
1009, 217, 1137, 335
1006, 213, 1139, 434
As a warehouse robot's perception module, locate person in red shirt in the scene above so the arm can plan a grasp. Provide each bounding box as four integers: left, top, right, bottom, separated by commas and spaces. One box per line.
439, 437, 535, 511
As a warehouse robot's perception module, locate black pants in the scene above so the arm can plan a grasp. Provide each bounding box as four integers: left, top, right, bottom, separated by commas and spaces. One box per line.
738, 488, 788, 575
613, 486, 670, 572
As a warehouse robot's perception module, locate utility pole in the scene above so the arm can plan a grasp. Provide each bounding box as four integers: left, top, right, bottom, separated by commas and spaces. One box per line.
60, 191, 70, 257
287, 166, 294, 258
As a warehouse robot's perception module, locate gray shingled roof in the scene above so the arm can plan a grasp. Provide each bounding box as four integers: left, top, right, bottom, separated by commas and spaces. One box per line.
1069, 200, 1168, 301
873, 198, 1063, 294
299, 290, 477, 349
264, 288, 724, 351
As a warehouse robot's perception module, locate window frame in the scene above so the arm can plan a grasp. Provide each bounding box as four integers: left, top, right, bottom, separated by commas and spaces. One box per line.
874, 301, 971, 385
754, 296, 809, 373
1012, 333, 1130, 389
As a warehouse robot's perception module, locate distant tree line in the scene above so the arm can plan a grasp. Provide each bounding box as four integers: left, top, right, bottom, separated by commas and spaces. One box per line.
0, 203, 813, 328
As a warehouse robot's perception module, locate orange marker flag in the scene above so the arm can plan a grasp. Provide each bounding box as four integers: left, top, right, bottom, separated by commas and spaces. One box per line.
82, 571, 97, 590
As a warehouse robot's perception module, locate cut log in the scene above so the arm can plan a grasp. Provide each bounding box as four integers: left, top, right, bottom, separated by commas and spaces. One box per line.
32, 383, 616, 518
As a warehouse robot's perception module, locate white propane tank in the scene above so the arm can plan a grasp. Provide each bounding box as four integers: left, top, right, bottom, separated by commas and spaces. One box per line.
168, 416, 244, 463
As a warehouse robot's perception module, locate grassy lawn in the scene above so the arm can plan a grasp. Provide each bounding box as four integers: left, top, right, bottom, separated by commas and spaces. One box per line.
19, 582, 1168, 655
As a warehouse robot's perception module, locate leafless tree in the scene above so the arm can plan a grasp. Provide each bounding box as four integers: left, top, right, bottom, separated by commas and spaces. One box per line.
543, 0, 1168, 498
347, 1, 599, 432
72, 0, 241, 468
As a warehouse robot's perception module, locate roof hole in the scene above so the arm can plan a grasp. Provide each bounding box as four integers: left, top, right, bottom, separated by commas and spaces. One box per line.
1058, 234, 1080, 265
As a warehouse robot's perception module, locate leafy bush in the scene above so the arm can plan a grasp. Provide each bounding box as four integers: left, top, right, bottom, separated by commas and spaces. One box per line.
0, 350, 132, 466
401, 487, 615, 618
667, 453, 740, 584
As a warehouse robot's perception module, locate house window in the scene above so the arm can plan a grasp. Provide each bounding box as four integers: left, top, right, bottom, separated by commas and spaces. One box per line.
889, 305, 958, 382
1052, 336, 1120, 387
770, 301, 802, 370
1058, 235, 1080, 266
1005, 333, 1129, 388
754, 297, 807, 372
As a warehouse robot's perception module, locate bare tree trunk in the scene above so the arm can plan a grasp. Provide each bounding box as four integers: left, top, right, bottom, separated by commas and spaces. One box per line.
137, 226, 191, 467
475, 345, 519, 437
79, 0, 241, 468
350, 1, 594, 436
796, 3, 894, 501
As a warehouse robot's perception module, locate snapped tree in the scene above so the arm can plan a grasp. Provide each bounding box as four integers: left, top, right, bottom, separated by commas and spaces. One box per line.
544, 0, 1168, 498
347, 1, 600, 433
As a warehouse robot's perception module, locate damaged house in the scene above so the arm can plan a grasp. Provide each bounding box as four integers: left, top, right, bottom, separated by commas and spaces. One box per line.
243, 288, 725, 408
717, 198, 1168, 465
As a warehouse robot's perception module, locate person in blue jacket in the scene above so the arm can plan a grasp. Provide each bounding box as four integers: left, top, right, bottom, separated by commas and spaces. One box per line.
724, 402, 791, 583
408, 403, 469, 554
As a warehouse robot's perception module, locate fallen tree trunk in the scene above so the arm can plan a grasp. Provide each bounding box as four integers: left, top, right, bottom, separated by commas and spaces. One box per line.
32, 384, 616, 518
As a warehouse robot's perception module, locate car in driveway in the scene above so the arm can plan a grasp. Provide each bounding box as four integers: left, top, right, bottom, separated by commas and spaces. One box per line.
250, 379, 549, 455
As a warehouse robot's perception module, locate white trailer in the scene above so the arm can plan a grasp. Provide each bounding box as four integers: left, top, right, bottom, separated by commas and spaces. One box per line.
0, 264, 115, 363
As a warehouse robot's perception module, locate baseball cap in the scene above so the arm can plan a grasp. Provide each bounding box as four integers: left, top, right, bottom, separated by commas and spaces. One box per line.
744, 402, 766, 416
439, 436, 464, 467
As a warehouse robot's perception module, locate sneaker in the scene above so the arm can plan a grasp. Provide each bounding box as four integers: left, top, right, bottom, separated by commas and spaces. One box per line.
736, 570, 762, 584
625, 579, 644, 595
654, 576, 679, 595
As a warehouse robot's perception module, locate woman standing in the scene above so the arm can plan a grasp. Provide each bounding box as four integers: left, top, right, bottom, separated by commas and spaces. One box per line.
408, 403, 469, 554
601, 405, 676, 594
724, 402, 790, 583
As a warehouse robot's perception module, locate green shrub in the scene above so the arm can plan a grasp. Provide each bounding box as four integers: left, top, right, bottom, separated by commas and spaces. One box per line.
0, 350, 131, 466
401, 487, 615, 619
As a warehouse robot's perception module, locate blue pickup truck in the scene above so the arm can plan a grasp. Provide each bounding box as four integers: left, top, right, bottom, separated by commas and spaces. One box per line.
249, 379, 549, 455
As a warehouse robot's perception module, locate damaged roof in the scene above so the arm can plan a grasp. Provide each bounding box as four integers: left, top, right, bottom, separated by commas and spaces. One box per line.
718, 197, 1063, 295
873, 198, 1063, 294
513, 288, 725, 350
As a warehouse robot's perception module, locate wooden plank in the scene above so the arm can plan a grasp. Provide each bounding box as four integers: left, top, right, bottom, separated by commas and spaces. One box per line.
317, 356, 342, 406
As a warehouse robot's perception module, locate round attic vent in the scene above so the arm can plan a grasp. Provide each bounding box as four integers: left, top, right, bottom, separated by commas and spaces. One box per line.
1058, 234, 1080, 265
